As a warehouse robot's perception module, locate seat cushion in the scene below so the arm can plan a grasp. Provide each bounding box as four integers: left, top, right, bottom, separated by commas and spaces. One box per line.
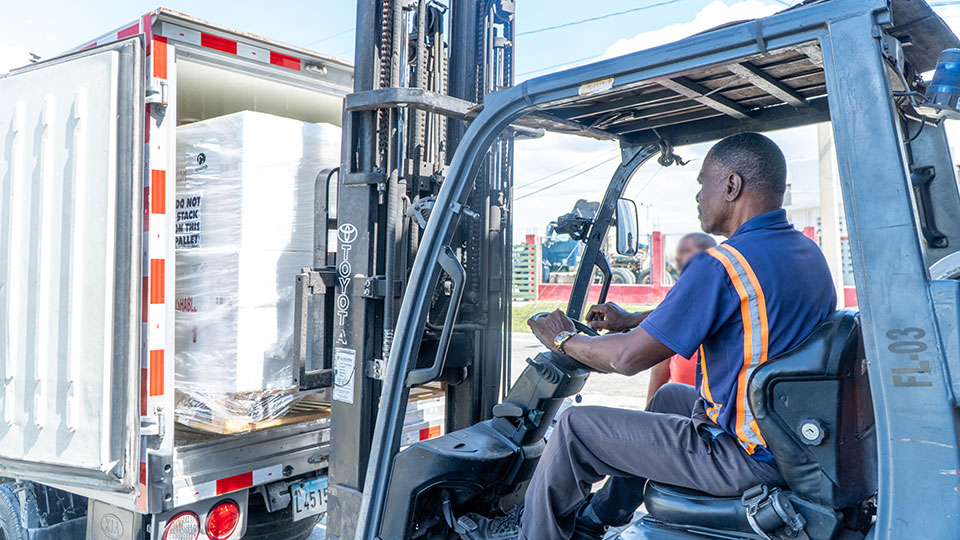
643, 482, 753, 533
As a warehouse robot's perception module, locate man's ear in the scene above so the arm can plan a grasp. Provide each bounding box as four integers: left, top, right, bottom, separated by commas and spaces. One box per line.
725, 172, 743, 201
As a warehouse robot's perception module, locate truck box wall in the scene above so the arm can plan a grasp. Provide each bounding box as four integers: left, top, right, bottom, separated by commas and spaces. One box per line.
0, 39, 143, 502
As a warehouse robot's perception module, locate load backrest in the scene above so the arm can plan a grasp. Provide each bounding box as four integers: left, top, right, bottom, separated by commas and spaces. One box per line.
748, 310, 877, 509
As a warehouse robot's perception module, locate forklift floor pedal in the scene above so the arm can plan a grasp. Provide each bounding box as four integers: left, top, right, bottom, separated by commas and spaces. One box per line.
456, 511, 522, 540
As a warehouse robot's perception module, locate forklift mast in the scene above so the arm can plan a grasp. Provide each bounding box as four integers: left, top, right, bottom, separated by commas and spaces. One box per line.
326, 2, 516, 538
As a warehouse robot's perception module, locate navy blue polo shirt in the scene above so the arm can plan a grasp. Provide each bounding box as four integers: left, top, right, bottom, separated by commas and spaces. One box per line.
640, 209, 836, 463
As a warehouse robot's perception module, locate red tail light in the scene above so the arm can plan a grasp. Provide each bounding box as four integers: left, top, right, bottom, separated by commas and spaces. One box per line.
164, 512, 200, 540
205, 500, 240, 540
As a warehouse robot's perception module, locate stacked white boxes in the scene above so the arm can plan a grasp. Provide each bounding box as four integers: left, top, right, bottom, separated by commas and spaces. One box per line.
174, 111, 340, 431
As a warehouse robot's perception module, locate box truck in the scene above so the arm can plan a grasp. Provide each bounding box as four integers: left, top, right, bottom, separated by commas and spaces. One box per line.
0, 9, 444, 540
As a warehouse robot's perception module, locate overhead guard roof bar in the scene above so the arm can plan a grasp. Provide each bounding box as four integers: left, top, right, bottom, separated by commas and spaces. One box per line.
659, 76, 753, 119
727, 61, 810, 107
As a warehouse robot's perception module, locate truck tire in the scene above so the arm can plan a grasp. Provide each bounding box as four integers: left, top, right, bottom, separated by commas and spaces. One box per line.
0, 484, 28, 540
610, 268, 636, 284
243, 492, 320, 540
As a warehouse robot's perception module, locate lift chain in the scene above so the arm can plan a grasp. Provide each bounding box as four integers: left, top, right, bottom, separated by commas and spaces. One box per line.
657, 139, 689, 167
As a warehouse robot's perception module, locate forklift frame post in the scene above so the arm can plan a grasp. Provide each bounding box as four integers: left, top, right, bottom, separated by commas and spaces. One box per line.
820, 13, 960, 538
565, 144, 657, 321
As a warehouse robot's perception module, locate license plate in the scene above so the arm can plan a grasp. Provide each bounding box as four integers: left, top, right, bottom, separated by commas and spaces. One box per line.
291, 476, 328, 522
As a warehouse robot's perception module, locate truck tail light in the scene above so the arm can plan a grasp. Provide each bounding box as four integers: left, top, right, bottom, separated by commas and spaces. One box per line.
164, 512, 200, 540
205, 500, 240, 540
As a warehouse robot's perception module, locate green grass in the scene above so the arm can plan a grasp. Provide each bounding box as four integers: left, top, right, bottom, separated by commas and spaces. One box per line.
511, 301, 655, 333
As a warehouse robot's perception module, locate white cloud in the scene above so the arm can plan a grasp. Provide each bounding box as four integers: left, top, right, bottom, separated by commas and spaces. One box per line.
0, 42, 31, 73
601, 0, 781, 59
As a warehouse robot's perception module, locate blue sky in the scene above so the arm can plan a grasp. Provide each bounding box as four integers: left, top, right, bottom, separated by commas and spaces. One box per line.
2, 0, 733, 67
4, 0, 960, 244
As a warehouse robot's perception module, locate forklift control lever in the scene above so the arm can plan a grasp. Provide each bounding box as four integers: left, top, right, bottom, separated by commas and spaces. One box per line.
407, 246, 466, 386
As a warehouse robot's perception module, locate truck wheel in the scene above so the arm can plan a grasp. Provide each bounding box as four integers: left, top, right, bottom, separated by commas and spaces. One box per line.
611, 268, 636, 284
0, 484, 28, 540
243, 493, 320, 540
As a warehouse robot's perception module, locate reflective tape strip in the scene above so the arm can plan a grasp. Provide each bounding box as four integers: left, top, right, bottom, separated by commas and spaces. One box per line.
698, 346, 723, 422
159, 22, 201, 45
153, 36, 168, 80
148, 350, 164, 396
157, 22, 303, 71
707, 245, 769, 452
117, 23, 140, 39
401, 422, 444, 446
140, 20, 172, 513
174, 465, 284, 506
237, 42, 270, 63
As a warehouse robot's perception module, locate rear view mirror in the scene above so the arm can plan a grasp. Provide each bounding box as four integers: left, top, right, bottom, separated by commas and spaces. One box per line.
616, 199, 639, 256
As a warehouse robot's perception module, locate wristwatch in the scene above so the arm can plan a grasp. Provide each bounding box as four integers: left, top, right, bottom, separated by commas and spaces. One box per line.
553, 330, 579, 353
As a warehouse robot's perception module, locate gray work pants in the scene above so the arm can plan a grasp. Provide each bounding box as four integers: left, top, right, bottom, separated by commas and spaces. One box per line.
520, 383, 785, 540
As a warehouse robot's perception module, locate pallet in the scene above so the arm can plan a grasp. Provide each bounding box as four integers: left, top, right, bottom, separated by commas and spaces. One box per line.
176, 391, 330, 435
175, 383, 445, 436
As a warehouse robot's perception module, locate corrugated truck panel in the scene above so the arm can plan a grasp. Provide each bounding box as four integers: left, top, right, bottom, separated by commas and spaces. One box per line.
0, 42, 141, 492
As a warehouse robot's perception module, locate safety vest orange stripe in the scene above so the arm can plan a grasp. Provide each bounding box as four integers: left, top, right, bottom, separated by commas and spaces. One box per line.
724, 245, 770, 366
707, 248, 755, 448
699, 345, 713, 401
699, 345, 722, 422
706, 246, 770, 452
723, 245, 770, 447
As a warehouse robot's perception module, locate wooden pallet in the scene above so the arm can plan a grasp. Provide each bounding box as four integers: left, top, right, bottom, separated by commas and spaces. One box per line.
176, 391, 330, 435
175, 384, 445, 436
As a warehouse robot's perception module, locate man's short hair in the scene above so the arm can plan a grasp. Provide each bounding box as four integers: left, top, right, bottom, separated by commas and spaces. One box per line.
681, 232, 717, 251
707, 132, 787, 206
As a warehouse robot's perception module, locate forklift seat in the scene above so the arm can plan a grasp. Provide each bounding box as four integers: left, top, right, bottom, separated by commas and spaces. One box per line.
644, 310, 876, 537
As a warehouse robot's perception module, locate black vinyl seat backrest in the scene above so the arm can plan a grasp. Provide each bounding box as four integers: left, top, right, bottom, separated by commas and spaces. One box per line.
748, 309, 877, 509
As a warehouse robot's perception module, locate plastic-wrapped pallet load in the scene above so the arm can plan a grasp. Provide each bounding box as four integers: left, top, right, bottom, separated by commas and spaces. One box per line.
174, 111, 340, 433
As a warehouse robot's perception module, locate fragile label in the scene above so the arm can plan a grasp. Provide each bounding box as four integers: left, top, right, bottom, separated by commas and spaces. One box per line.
333, 348, 356, 404
175, 193, 202, 249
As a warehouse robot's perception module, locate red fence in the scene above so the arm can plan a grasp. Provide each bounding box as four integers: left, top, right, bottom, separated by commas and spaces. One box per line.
519, 228, 857, 307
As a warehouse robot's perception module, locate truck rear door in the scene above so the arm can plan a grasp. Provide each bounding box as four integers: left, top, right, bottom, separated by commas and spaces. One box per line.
0, 38, 143, 498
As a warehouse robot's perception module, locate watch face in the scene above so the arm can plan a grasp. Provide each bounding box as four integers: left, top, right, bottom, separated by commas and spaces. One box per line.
554, 331, 575, 351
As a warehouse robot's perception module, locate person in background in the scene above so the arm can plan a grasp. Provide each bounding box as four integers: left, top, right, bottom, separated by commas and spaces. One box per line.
586, 233, 717, 404
645, 233, 717, 402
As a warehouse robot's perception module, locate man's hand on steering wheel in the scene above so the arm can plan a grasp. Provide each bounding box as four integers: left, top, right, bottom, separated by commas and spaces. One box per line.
527, 309, 576, 353
585, 302, 643, 332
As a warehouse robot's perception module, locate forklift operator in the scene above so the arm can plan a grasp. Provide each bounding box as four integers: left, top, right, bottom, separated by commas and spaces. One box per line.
522, 133, 837, 539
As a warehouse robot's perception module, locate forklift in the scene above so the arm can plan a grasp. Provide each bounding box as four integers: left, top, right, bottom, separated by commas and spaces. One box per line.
323, 0, 960, 538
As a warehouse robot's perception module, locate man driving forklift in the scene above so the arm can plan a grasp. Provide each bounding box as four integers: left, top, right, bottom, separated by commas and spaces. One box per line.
508, 132, 838, 540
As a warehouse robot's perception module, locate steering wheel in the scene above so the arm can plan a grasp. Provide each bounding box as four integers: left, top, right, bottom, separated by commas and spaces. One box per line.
530, 312, 600, 373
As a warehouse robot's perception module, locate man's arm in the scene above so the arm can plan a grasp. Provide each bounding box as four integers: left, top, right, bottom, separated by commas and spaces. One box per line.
526, 310, 675, 376
561, 327, 675, 376
585, 302, 650, 332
